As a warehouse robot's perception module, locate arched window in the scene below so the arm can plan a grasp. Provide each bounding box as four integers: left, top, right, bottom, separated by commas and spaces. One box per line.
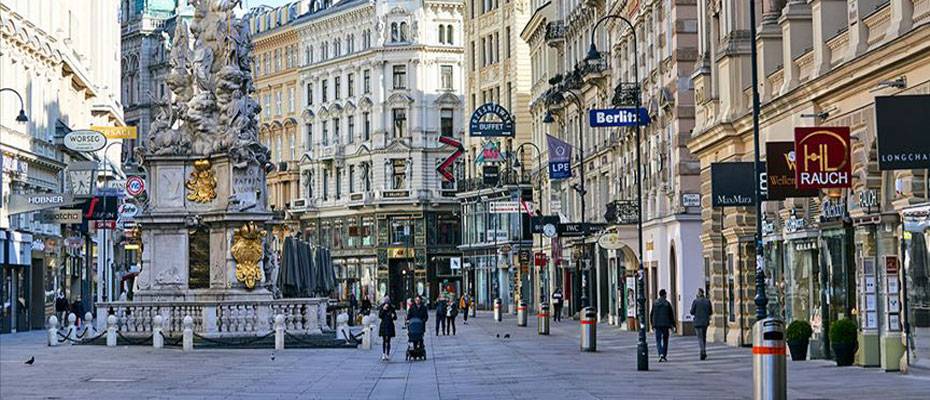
439, 25, 445, 44
400, 22, 409, 42
446, 25, 453, 45
391, 23, 399, 42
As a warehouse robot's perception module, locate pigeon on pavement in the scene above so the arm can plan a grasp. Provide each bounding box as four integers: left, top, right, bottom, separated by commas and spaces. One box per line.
24, 357, 35, 365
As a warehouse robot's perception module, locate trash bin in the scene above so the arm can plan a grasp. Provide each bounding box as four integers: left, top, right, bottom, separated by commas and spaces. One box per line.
753, 317, 787, 400
517, 301, 527, 327
494, 298, 502, 322
537, 302, 550, 335
580, 306, 596, 352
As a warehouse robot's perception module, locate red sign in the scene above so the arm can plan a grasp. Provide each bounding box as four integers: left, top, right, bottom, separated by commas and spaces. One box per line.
885, 256, 899, 274
534, 252, 548, 266
94, 220, 117, 230
794, 127, 851, 189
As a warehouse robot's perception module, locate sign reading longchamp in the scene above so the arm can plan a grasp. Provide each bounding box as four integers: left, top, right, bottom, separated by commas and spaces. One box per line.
876, 95, 930, 170
711, 162, 756, 207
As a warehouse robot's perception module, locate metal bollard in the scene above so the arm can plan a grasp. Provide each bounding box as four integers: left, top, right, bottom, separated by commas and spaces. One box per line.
493, 298, 502, 322
152, 315, 164, 349
580, 307, 596, 352
753, 317, 787, 400
274, 314, 285, 351
537, 302, 550, 335
517, 301, 527, 327
48, 316, 60, 347
182, 315, 194, 351
106, 315, 118, 347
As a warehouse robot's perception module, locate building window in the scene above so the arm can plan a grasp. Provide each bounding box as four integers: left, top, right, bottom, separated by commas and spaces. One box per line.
335, 167, 342, 199
322, 79, 328, 102
306, 83, 313, 105
264, 54, 270, 73
349, 165, 356, 193
322, 169, 329, 201
446, 25, 453, 45
275, 135, 283, 163
288, 87, 295, 113
322, 120, 329, 145
439, 25, 445, 44
274, 49, 281, 71
391, 218, 413, 245
400, 22, 409, 42
363, 112, 371, 141
393, 65, 406, 89
334, 77, 341, 100
392, 108, 407, 138
288, 132, 296, 160
347, 73, 355, 97
347, 116, 355, 144
363, 69, 371, 93
305, 45, 311, 65
263, 94, 271, 118
505, 27, 511, 58
275, 91, 282, 115
440, 108, 454, 137
392, 159, 406, 189
441, 65, 453, 90
363, 162, 371, 192
305, 123, 313, 150
333, 118, 340, 143
391, 23, 399, 42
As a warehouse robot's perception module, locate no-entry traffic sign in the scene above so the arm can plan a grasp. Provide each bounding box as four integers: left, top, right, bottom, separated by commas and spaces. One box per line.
126, 176, 146, 197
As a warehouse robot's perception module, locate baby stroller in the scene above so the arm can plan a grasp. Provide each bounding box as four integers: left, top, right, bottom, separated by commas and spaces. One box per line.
406, 317, 426, 361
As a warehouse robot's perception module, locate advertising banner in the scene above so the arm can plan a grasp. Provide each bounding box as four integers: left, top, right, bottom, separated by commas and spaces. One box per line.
711, 162, 756, 207
794, 127, 851, 189
875, 95, 930, 170
765, 141, 818, 200
546, 134, 572, 180
469, 103, 515, 137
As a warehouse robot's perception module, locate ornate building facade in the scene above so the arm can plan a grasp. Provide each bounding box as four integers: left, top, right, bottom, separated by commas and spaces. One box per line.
689, 0, 930, 371
293, 0, 466, 304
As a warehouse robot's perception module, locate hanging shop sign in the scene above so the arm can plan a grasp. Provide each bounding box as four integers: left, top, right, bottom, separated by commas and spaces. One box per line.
475, 141, 504, 163
783, 212, 809, 234
450, 257, 461, 270
597, 232, 626, 250
80, 196, 119, 221
875, 95, 930, 170
489, 201, 521, 214
711, 162, 756, 207
469, 103, 515, 137
682, 193, 701, 207
531, 215, 560, 234
546, 134, 572, 180
91, 125, 137, 140
558, 223, 588, 237
765, 141, 818, 200
794, 127, 851, 189
820, 198, 848, 222
36, 209, 83, 224
63, 130, 107, 152
588, 108, 651, 127
8, 193, 77, 215
482, 165, 500, 186
857, 190, 878, 212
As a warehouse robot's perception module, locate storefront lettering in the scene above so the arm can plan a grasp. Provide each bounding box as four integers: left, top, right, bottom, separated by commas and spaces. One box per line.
820, 199, 847, 221
784, 214, 808, 234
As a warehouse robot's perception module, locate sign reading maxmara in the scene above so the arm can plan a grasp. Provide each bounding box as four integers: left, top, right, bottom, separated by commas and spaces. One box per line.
469, 103, 515, 137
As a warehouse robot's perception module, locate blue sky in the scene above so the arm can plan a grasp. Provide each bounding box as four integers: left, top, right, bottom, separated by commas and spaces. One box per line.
242, 0, 295, 8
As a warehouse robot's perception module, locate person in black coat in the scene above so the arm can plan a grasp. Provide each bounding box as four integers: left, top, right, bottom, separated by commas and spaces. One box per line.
378, 297, 397, 360
650, 289, 677, 362
434, 296, 448, 336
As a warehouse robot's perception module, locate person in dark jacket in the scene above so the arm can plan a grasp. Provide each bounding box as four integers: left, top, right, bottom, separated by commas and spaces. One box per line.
360, 296, 372, 318
55, 291, 69, 323
445, 297, 458, 335
690, 288, 713, 360
650, 289, 676, 362
407, 296, 429, 349
348, 293, 358, 325
552, 288, 564, 322
434, 296, 448, 336
378, 296, 397, 360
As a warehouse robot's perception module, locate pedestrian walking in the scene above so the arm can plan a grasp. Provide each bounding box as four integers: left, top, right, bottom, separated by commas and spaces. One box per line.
445, 297, 458, 335
434, 296, 448, 336
650, 289, 676, 362
55, 291, 69, 323
360, 296, 372, 318
407, 296, 429, 349
459, 295, 470, 325
552, 288, 564, 322
378, 296, 397, 360
348, 293, 358, 325
690, 288, 713, 360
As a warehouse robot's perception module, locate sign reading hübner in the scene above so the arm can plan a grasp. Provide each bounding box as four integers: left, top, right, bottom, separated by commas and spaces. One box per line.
875, 95, 930, 170
794, 127, 851, 189
469, 103, 515, 137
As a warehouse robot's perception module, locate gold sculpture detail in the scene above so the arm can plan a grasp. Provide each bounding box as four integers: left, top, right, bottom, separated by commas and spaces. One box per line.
186, 159, 217, 203
232, 222, 265, 290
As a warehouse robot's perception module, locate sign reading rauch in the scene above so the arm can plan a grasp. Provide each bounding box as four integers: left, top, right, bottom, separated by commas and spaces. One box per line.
794, 127, 851, 190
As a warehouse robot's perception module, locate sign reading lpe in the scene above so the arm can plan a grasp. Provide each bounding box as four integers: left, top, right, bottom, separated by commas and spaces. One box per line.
794, 127, 851, 190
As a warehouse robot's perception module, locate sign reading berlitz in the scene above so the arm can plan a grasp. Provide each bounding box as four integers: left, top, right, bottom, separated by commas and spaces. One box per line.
794, 127, 851, 189
765, 141, 818, 200
875, 95, 930, 170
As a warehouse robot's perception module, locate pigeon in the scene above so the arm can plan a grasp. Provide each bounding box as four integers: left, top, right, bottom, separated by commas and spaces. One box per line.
270, 353, 276, 361
24, 357, 35, 365
503, 334, 510, 339
496, 334, 500, 338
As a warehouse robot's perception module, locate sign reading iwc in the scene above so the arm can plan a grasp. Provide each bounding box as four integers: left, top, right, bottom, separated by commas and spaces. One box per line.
794, 127, 851, 189
469, 103, 514, 137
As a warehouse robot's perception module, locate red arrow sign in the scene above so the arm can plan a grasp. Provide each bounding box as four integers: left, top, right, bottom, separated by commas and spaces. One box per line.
437, 136, 464, 182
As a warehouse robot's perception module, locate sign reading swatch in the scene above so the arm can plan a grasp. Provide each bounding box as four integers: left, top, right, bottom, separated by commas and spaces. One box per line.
711, 162, 756, 207
794, 127, 851, 189
876, 95, 930, 170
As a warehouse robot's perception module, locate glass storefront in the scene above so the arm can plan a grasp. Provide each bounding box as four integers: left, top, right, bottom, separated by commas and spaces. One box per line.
903, 212, 930, 369
785, 238, 821, 344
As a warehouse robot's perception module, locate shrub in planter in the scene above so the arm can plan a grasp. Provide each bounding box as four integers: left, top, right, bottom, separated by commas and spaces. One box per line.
830, 318, 858, 366
786, 320, 813, 361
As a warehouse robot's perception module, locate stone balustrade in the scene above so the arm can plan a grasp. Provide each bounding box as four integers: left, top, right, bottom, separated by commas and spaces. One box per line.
96, 298, 327, 337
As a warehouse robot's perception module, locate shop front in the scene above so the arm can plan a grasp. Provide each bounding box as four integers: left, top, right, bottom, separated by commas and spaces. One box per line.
902, 204, 930, 370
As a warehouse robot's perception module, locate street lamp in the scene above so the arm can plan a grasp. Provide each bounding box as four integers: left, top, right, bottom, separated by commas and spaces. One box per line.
512, 142, 544, 303
542, 88, 589, 310
587, 14, 649, 371
0, 88, 29, 123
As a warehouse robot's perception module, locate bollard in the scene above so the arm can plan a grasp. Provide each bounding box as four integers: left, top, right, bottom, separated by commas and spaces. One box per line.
182, 315, 194, 351
274, 314, 285, 350
84, 312, 95, 335
517, 301, 527, 327
48, 316, 60, 346
360, 315, 372, 350
66, 313, 78, 343
106, 315, 118, 347
152, 315, 164, 349
753, 317, 787, 400
537, 302, 550, 336
580, 307, 596, 352
493, 298, 502, 322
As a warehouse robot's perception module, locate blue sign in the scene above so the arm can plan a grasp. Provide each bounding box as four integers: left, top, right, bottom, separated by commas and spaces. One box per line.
549, 161, 571, 180
469, 103, 515, 137
546, 135, 572, 180
589, 108, 650, 127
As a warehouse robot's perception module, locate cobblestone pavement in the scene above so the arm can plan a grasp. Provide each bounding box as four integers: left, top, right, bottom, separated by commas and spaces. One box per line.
2, 312, 929, 399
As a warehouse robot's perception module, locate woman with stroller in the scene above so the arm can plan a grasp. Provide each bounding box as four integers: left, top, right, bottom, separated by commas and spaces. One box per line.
378, 296, 397, 361
406, 295, 429, 360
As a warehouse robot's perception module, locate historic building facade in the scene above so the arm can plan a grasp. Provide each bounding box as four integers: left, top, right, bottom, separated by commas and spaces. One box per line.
689, 0, 930, 371
293, 0, 466, 305
1, 0, 123, 332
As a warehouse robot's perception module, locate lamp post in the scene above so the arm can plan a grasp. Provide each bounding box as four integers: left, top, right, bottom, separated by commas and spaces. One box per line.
542, 87, 589, 310
586, 14, 649, 371
1, 87, 28, 333
512, 142, 543, 303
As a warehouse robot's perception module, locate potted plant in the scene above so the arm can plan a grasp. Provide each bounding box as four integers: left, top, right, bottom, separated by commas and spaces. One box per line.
786, 320, 812, 361
830, 318, 858, 366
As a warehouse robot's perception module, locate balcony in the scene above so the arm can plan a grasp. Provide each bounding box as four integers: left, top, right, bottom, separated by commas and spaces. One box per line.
317, 144, 344, 162
545, 21, 566, 47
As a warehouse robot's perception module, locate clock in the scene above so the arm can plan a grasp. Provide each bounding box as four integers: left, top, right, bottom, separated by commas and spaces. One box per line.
543, 223, 557, 238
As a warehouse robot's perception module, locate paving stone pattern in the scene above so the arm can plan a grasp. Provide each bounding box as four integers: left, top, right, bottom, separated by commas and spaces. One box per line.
2, 312, 928, 399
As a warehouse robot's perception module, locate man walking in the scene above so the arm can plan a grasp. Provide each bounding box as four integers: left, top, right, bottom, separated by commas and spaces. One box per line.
434, 296, 448, 336
690, 288, 713, 360
650, 289, 676, 362
551, 288, 564, 322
